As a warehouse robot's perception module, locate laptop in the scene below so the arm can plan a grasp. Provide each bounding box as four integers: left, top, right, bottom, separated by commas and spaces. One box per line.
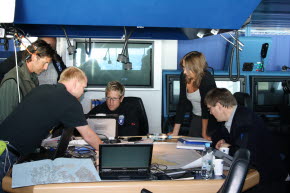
86, 114, 118, 142
99, 144, 153, 180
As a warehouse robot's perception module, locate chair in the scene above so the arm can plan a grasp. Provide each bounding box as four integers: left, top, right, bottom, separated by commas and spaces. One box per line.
122, 96, 149, 135
233, 92, 253, 110
52, 127, 75, 159
217, 148, 251, 193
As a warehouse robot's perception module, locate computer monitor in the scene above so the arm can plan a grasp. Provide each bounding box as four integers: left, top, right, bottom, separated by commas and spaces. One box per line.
214, 76, 246, 94
250, 76, 290, 114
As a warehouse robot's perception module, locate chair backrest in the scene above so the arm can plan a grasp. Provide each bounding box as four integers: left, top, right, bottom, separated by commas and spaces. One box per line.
217, 148, 250, 193
122, 97, 149, 135
52, 127, 75, 159
233, 92, 253, 110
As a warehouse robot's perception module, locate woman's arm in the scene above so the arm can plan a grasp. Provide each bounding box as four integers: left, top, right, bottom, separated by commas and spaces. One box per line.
201, 119, 211, 140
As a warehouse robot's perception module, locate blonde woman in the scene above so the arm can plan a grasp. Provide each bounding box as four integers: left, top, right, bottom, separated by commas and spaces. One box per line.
168, 51, 217, 140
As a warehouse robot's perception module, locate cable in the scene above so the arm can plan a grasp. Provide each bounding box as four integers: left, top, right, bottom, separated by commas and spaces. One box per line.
229, 30, 241, 82
13, 38, 21, 103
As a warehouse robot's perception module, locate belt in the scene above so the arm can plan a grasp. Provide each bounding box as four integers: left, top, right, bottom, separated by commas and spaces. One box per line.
7, 144, 20, 157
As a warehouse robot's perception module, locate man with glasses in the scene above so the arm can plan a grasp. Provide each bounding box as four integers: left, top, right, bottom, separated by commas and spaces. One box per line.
204, 88, 288, 193
88, 81, 140, 136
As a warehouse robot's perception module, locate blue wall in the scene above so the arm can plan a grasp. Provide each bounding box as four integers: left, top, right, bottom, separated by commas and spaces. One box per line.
177, 34, 290, 72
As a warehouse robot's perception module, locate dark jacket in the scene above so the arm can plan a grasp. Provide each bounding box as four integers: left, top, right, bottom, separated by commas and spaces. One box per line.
175, 70, 218, 135
212, 106, 288, 184
88, 102, 141, 136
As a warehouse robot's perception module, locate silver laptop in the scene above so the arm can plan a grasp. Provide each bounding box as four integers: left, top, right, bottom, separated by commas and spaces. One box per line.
87, 114, 118, 141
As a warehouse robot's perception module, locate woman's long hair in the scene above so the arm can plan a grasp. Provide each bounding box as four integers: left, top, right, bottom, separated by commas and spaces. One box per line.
180, 51, 207, 87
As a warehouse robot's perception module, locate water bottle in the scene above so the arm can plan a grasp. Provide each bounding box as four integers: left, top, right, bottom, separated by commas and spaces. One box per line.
201, 143, 213, 179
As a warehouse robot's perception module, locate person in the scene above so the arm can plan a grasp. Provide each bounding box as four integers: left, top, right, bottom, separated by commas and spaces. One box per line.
0, 39, 55, 123
204, 88, 288, 193
0, 67, 103, 193
168, 51, 217, 140
37, 37, 67, 85
0, 37, 66, 84
88, 81, 143, 136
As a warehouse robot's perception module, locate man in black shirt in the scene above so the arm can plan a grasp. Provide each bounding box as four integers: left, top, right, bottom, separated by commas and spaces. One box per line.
0, 67, 102, 192
88, 81, 140, 136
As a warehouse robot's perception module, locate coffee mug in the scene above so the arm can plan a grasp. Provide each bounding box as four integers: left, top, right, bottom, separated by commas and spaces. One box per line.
213, 159, 224, 176
220, 147, 229, 154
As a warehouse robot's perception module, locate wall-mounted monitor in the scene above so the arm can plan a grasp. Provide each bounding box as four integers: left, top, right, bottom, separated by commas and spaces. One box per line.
214, 75, 246, 94
250, 76, 290, 114
74, 40, 153, 88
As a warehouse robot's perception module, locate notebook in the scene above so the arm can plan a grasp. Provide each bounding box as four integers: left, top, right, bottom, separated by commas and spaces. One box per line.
86, 114, 118, 141
99, 144, 153, 180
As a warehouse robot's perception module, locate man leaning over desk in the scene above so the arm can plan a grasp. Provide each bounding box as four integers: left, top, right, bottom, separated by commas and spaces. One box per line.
0, 67, 103, 193
205, 88, 288, 193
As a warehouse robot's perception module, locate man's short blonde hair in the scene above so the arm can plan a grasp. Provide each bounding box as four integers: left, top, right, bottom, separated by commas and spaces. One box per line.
105, 81, 125, 97
58, 67, 87, 83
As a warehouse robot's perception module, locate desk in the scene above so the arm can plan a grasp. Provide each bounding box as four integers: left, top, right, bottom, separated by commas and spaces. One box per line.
2, 169, 259, 193
2, 139, 260, 193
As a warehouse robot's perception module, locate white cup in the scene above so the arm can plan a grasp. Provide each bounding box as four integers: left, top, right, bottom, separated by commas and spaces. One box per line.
213, 159, 224, 176
220, 147, 229, 155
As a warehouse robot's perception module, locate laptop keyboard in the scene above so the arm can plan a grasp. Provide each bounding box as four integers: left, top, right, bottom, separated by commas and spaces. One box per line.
101, 170, 150, 179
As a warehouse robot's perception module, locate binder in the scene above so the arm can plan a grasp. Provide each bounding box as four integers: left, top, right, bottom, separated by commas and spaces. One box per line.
178, 137, 212, 145
176, 141, 205, 150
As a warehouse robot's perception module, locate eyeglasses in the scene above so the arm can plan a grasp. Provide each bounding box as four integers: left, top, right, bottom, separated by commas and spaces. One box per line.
106, 97, 121, 101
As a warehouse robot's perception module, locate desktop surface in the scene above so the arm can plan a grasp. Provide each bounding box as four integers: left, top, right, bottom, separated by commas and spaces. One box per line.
2, 138, 260, 193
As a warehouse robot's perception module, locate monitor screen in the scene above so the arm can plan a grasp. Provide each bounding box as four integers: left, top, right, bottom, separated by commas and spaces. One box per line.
100, 144, 153, 169
215, 76, 245, 94
251, 76, 290, 113
74, 41, 153, 88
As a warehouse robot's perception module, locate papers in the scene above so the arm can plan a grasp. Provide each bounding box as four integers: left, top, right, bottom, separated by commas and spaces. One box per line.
181, 152, 213, 169
152, 143, 201, 169
41, 136, 61, 147
12, 158, 101, 188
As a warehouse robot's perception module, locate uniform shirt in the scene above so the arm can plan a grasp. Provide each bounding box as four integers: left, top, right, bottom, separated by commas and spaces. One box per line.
0, 83, 87, 155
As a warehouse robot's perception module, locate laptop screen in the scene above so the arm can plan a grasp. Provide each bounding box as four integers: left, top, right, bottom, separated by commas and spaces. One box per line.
87, 115, 118, 140
99, 144, 153, 170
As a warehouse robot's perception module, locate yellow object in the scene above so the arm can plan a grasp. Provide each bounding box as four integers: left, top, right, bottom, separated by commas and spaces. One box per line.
0, 140, 7, 156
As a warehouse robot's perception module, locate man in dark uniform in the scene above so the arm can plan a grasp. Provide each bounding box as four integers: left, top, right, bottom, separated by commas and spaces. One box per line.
88, 81, 141, 136
0, 67, 102, 193
205, 88, 288, 193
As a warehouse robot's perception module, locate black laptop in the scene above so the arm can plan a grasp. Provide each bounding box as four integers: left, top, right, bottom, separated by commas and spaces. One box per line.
99, 144, 153, 180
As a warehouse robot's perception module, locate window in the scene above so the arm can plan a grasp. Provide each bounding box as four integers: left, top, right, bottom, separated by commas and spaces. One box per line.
73, 41, 153, 87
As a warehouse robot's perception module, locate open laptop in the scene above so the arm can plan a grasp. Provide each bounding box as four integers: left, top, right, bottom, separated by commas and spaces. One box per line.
86, 114, 118, 142
99, 144, 153, 180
